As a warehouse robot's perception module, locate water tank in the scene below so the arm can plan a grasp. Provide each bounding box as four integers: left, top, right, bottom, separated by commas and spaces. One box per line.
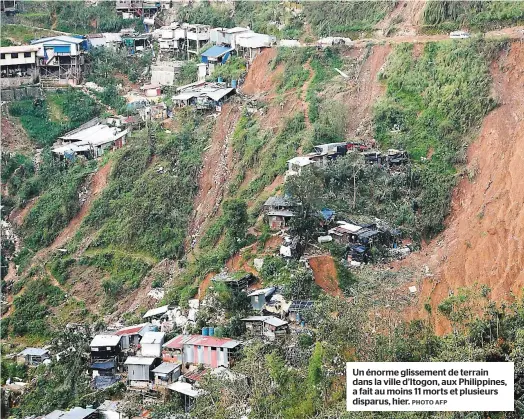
217, 77, 223, 83
202, 327, 209, 336
208, 327, 215, 337
231, 79, 237, 88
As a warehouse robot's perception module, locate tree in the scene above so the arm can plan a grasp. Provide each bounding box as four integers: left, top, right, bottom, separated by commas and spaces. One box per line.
285, 167, 324, 241
223, 199, 248, 244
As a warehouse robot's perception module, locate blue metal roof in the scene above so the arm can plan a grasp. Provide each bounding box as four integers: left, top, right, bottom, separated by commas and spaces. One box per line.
201, 45, 234, 58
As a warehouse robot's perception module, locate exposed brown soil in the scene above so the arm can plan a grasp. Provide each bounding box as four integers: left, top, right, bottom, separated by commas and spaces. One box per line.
188, 103, 241, 247
406, 42, 524, 334
242, 48, 280, 95
50, 161, 112, 252
1, 116, 34, 154
333, 45, 391, 140
9, 197, 38, 226
308, 255, 342, 297
374, 1, 426, 37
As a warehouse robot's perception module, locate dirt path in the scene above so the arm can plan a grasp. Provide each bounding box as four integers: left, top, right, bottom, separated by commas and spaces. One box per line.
38, 161, 112, 258
405, 42, 524, 334
188, 104, 241, 248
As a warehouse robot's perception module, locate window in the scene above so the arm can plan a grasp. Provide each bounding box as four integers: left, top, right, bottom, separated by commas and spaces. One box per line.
0, 54, 5, 59
11, 53, 18, 58
24, 52, 31, 58
106, 346, 111, 350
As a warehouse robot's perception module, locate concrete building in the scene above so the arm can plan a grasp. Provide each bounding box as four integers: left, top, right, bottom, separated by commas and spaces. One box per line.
241, 316, 289, 340
31, 36, 88, 85
0, 45, 39, 88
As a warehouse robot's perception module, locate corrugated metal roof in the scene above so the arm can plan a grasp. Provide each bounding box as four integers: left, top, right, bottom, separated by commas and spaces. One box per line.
247, 287, 276, 297
143, 304, 169, 318
0, 45, 40, 53
140, 331, 165, 344
31, 36, 85, 45
61, 407, 96, 419
263, 196, 294, 208
167, 381, 203, 397
18, 348, 49, 357
90, 334, 121, 347
114, 323, 148, 336
124, 356, 156, 366
263, 317, 288, 327
152, 362, 180, 374
201, 45, 234, 58
163, 334, 241, 350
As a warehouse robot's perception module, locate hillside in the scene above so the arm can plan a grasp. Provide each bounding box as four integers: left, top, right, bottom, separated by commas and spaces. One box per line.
2, 1, 524, 416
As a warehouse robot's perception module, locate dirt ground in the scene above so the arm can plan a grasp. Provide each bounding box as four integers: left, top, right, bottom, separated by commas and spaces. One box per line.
1, 116, 34, 154
333, 45, 391, 140
187, 103, 241, 247
374, 0, 426, 37
405, 43, 524, 334
49, 161, 112, 252
308, 255, 342, 297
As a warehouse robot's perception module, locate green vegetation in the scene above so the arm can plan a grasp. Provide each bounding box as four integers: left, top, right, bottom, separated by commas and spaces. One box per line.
81, 249, 152, 293
9, 89, 99, 147
8, 278, 64, 338
373, 40, 499, 237
9, 1, 138, 34
303, 1, 396, 37
87, 47, 153, 86
423, 0, 524, 31
273, 47, 312, 92
211, 56, 246, 82
83, 115, 208, 260
0, 24, 57, 44
22, 160, 96, 251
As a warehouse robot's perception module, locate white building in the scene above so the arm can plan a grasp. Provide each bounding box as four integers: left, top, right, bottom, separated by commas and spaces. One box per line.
140, 331, 165, 357
0, 45, 39, 87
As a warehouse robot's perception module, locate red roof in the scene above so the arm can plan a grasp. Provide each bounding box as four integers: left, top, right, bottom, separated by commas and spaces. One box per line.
114, 323, 148, 336
163, 334, 240, 350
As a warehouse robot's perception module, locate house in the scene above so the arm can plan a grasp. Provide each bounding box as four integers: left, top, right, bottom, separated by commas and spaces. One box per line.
236, 32, 276, 61
328, 221, 363, 245
0, 45, 39, 88
114, 323, 151, 350
31, 36, 88, 85
52, 119, 128, 160
286, 156, 314, 177
90, 334, 122, 377
288, 300, 314, 322
45, 407, 98, 419
209, 27, 252, 48
151, 61, 185, 86
124, 356, 159, 388
17, 348, 49, 366
1, 0, 18, 13
116, 0, 164, 17
200, 45, 234, 73
211, 270, 254, 289
280, 235, 303, 259
241, 316, 289, 340
97, 400, 128, 419
172, 81, 236, 110
122, 33, 152, 54
152, 362, 181, 387
143, 304, 170, 320
248, 287, 276, 310
140, 83, 162, 97
139, 331, 165, 357
86, 33, 123, 50
163, 335, 241, 368
167, 381, 204, 413
185, 24, 211, 57
263, 196, 296, 230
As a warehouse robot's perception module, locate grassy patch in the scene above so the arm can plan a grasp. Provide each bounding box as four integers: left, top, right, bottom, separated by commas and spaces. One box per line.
9, 89, 99, 147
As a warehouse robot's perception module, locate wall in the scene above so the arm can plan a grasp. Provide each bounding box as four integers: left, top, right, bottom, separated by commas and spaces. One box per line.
0, 84, 41, 100
0, 51, 37, 66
